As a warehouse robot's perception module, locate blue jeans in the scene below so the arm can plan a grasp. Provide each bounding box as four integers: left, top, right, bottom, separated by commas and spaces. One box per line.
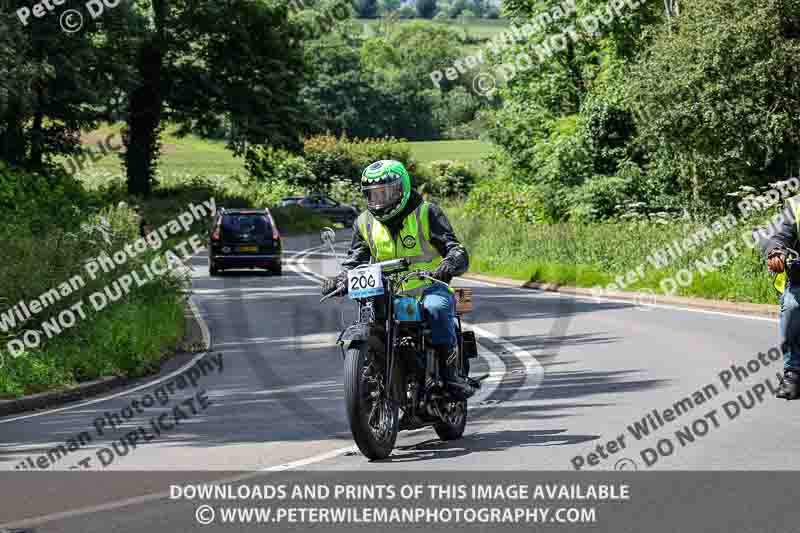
780, 285, 800, 371
421, 284, 457, 349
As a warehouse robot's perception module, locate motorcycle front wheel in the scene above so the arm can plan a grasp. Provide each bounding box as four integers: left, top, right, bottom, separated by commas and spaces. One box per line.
344, 344, 399, 460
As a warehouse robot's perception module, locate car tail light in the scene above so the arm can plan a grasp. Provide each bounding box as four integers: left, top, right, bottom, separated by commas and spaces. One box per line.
211, 229, 220, 241
266, 210, 280, 241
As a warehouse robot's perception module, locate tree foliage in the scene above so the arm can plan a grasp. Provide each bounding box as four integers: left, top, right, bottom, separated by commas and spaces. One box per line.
417, 0, 439, 18
303, 20, 482, 140
485, 0, 800, 219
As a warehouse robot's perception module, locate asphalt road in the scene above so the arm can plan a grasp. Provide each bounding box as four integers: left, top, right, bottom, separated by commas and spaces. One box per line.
1, 230, 799, 530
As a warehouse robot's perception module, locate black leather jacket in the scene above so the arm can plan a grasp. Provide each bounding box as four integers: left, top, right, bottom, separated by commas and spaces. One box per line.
340, 191, 469, 277
762, 195, 800, 257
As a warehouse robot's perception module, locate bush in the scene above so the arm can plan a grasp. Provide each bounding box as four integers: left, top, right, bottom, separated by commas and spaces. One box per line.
398, 5, 416, 18
253, 177, 302, 207
326, 178, 365, 210
302, 134, 418, 186
463, 177, 547, 224
419, 160, 481, 199
244, 145, 316, 187
0, 162, 88, 229
0, 201, 189, 397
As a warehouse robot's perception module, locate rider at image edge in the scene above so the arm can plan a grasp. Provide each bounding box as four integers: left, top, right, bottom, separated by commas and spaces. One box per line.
764, 193, 800, 400
321, 159, 471, 390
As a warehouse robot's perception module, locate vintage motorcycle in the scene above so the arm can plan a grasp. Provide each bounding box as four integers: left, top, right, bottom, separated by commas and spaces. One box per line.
320, 232, 484, 460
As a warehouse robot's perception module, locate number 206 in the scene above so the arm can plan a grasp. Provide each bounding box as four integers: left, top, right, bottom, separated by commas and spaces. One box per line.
350, 274, 376, 290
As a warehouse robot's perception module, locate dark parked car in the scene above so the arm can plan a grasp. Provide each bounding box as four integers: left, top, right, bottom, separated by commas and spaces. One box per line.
280, 194, 359, 225
208, 208, 282, 276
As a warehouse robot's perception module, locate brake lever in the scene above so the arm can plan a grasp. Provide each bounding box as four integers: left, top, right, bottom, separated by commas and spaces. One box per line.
319, 284, 346, 303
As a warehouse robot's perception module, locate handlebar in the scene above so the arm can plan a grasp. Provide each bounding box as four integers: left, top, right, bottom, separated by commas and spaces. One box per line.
397, 270, 450, 289
319, 261, 449, 304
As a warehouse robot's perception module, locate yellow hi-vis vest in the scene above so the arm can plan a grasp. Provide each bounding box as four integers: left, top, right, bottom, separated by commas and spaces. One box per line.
357, 201, 447, 296
774, 197, 800, 294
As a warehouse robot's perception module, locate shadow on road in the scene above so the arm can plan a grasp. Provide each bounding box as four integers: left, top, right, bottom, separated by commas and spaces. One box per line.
378, 428, 600, 464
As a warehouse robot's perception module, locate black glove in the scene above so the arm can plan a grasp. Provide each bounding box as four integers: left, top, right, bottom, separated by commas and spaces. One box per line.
432, 261, 455, 284
321, 273, 347, 297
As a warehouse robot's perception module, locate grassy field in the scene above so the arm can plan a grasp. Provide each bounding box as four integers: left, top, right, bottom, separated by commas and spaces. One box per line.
406, 140, 493, 163
356, 18, 508, 40
75, 124, 243, 177
75, 125, 493, 179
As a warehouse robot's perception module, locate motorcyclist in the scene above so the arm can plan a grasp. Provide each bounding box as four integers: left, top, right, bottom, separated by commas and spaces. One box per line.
321, 160, 470, 389
764, 194, 800, 399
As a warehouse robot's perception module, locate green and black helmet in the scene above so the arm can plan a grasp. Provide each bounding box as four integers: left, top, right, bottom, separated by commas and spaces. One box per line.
361, 160, 412, 222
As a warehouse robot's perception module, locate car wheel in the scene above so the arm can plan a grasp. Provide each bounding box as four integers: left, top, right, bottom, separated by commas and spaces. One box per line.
271, 265, 282, 276
209, 261, 220, 276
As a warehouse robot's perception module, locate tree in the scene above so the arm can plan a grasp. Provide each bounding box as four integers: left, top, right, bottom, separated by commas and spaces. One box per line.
301, 29, 387, 137
353, 0, 379, 17
447, 0, 467, 17
120, 0, 309, 196
629, 0, 800, 207
361, 21, 467, 138
416, 0, 438, 18
470, 0, 486, 17
0, 0, 133, 170
169, 1, 309, 154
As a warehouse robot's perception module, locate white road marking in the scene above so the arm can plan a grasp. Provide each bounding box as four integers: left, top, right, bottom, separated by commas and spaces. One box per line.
466, 323, 544, 408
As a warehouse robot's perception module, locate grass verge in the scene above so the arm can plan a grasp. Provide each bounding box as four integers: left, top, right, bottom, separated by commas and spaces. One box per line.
447, 205, 778, 305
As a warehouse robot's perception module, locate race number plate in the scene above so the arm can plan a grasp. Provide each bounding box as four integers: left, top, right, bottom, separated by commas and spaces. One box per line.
348, 265, 384, 299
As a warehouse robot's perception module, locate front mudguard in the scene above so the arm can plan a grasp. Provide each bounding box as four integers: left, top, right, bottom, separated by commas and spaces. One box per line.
337, 323, 404, 405
337, 324, 384, 356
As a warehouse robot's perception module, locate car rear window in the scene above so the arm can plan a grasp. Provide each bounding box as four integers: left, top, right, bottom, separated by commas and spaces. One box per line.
221, 214, 271, 237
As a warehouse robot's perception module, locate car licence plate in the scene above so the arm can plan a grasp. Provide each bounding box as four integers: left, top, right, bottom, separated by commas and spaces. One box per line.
348, 265, 384, 299
238, 245, 258, 252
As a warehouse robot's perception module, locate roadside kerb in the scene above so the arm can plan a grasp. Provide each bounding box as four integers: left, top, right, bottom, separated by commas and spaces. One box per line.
463, 273, 777, 319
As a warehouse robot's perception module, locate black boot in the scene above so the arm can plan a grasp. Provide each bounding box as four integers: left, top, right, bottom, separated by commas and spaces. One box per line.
436, 347, 475, 400
776, 370, 800, 400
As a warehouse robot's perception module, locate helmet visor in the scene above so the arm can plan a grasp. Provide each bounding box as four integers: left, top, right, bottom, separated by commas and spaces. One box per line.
363, 180, 403, 212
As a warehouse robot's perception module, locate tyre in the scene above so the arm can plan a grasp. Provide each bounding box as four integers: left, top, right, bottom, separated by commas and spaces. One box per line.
344, 344, 398, 460
271, 264, 282, 276
434, 400, 467, 441
209, 261, 220, 277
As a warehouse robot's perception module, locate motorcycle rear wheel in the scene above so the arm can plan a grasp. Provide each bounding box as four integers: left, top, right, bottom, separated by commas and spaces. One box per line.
344, 344, 399, 460
434, 399, 467, 441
